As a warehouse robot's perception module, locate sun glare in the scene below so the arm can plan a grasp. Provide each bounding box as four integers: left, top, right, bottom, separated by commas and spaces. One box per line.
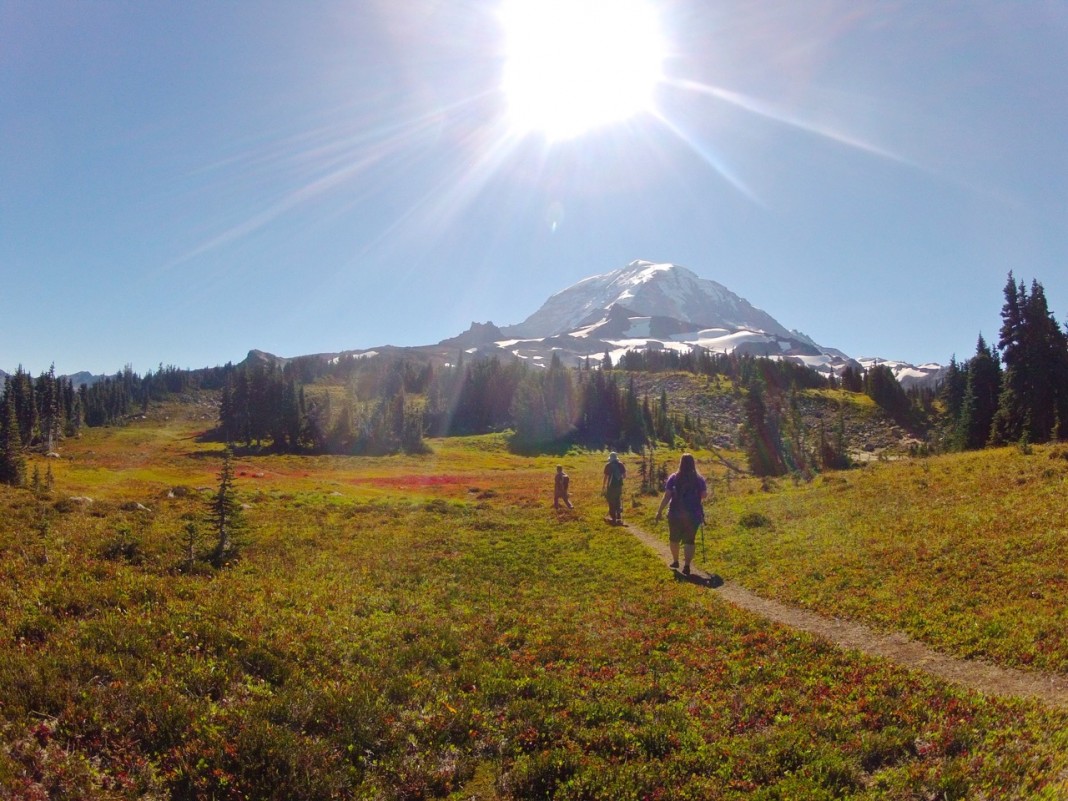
500, 0, 666, 141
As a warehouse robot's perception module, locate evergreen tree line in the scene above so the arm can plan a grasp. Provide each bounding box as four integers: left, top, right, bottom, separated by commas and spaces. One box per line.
1, 366, 80, 485
77, 363, 231, 428
508, 354, 697, 453
213, 352, 705, 456
740, 380, 852, 477
617, 345, 929, 427
207, 345, 925, 465
218, 360, 430, 456
615, 347, 831, 392
0, 361, 234, 486
940, 273, 1068, 450
616, 345, 923, 477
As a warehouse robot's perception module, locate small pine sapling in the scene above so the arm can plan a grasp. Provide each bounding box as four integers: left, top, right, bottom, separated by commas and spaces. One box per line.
208, 448, 245, 566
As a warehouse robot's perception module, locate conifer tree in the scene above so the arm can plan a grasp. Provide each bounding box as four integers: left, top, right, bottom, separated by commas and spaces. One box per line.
219, 376, 236, 444
510, 372, 551, 450
208, 448, 244, 565
864, 364, 911, 424
546, 353, 576, 442
329, 400, 355, 453
742, 379, 786, 476
38, 364, 61, 452
818, 404, 851, 470
958, 335, 1001, 449
621, 377, 646, 452
939, 356, 967, 428
282, 379, 303, 451
654, 389, 673, 443
576, 369, 623, 448
840, 365, 864, 393
248, 364, 274, 448
992, 274, 1068, 443
11, 367, 38, 446
641, 395, 654, 437
400, 399, 428, 455
0, 387, 26, 486
510, 356, 576, 451
781, 388, 810, 472
303, 394, 330, 453
233, 370, 252, 446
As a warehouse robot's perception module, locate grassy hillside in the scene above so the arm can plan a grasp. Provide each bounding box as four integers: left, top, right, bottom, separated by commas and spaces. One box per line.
686, 445, 1068, 674
0, 399, 1065, 799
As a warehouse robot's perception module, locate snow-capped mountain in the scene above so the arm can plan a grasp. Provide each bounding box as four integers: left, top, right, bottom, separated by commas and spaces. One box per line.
502, 260, 792, 340
856, 358, 946, 391
242, 260, 943, 390
474, 260, 846, 378
449, 260, 941, 387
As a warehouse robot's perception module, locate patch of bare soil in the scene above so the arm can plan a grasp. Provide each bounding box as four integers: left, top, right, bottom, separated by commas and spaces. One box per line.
624, 522, 1068, 707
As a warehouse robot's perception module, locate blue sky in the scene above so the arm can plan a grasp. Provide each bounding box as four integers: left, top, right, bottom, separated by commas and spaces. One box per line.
3, 0, 1067, 376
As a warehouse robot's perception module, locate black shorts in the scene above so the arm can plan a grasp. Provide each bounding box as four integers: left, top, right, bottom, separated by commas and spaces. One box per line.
668, 515, 698, 546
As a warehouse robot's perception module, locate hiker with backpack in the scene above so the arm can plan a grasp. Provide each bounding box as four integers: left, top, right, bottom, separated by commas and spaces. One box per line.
654, 453, 707, 575
553, 465, 573, 509
602, 451, 627, 524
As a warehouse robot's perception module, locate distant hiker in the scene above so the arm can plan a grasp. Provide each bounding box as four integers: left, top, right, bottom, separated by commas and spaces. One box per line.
553, 465, 573, 509
602, 452, 627, 524
655, 453, 707, 575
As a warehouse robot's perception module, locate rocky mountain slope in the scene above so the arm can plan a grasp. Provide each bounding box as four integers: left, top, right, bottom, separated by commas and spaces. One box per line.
502, 260, 793, 339
450, 260, 944, 389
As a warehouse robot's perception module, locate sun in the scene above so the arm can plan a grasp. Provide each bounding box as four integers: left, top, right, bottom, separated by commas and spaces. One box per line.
499, 0, 667, 141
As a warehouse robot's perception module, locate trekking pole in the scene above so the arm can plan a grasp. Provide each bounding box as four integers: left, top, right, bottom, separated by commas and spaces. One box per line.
698, 523, 706, 562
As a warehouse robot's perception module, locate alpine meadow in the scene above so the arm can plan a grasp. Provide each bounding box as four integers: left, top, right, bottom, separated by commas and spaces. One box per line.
1, 268, 1068, 800
8, 1, 1068, 796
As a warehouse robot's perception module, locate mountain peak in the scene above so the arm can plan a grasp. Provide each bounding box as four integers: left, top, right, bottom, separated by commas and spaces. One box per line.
502, 260, 789, 340
438, 321, 504, 348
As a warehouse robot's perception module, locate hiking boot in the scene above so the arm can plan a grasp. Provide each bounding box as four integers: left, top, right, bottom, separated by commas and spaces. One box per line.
669, 561, 679, 569
682, 564, 691, 576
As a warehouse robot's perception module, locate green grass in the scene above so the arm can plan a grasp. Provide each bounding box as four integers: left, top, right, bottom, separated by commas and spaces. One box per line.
688, 446, 1068, 674
0, 403, 1066, 799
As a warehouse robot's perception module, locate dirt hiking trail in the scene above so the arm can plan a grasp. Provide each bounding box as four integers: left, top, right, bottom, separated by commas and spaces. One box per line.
623, 522, 1068, 708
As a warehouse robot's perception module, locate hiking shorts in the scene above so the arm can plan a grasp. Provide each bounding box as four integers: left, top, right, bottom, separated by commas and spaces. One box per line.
668, 515, 698, 546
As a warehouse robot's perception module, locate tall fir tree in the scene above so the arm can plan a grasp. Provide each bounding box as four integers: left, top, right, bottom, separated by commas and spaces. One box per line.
0, 386, 26, 486
219, 376, 236, 444
957, 335, 1001, 449
939, 355, 967, 428
992, 274, 1068, 443
12, 367, 38, 446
